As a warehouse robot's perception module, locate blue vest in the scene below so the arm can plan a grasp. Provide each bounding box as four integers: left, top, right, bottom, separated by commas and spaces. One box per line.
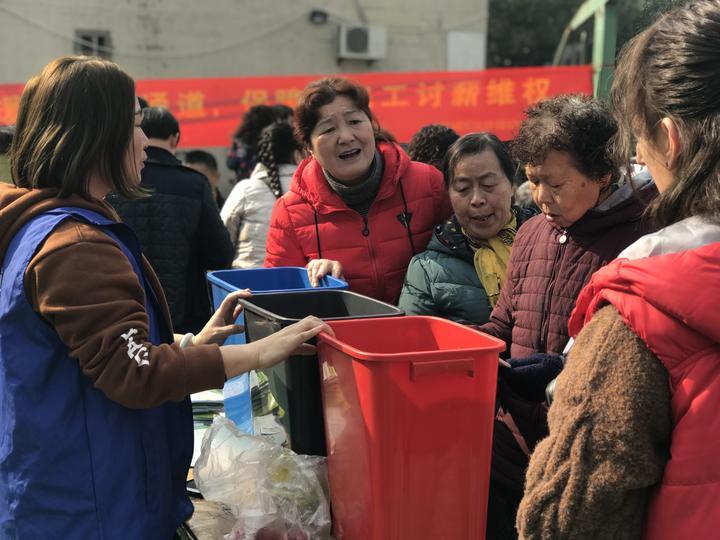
0, 207, 193, 539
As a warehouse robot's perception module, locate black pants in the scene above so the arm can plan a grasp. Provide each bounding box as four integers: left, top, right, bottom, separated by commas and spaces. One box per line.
486, 477, 523, 540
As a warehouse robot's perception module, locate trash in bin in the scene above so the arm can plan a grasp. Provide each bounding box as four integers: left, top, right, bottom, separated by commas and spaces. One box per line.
190, 389, 225, 467
194, 416, 331, 540
239, 290, 403, 456
317, 316, 505, 540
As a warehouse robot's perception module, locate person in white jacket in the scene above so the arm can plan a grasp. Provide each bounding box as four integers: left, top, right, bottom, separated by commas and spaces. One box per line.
221, 122, 300, 268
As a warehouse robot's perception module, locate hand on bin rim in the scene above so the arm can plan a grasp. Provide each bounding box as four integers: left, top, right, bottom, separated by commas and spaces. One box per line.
194, 289, 251, 346
221, 316, 332, 379
306, 259, 344, 287
254, 316, 333, 369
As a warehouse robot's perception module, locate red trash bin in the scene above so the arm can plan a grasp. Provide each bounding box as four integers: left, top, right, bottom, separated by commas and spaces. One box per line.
317, 316, 505, 540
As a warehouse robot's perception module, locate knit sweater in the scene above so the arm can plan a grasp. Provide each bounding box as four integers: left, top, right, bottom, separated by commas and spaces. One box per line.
557, 216, 720, 540
517, 305, 671, 539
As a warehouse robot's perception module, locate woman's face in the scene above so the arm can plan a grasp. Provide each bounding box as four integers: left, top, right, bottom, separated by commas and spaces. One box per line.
309, 95, 376, 183
127, 97, 149, 183
449, 149, 514, 241
526, 150, 609, 229
635, 133, 673, 193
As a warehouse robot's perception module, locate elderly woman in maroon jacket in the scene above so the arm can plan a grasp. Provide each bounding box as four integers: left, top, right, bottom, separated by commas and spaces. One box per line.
480, 94, 657, 539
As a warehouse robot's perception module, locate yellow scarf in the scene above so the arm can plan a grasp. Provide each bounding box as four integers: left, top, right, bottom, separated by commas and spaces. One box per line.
466, 214, 517, 308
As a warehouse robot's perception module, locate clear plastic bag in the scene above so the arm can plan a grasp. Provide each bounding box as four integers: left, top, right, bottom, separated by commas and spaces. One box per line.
194, 416, 331, 540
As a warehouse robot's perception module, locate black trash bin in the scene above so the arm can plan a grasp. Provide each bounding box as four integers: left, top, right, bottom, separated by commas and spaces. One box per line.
239, 290, 403, 455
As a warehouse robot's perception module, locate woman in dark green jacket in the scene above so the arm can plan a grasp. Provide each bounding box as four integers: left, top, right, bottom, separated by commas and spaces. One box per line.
399, 133, 533, 324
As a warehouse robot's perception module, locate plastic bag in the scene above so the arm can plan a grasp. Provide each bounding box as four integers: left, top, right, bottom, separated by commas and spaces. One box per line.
194, 416, 331, 540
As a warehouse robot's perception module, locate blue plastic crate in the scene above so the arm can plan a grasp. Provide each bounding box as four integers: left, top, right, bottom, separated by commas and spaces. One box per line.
208, 267, 348, 305
206, 267, 348, 434
207, 267, 348, 345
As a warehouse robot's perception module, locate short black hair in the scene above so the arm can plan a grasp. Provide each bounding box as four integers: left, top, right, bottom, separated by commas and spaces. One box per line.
294, 77, 388, 147
445, 132, 515, 187
233, 105, 276, 149
137, 96, 149, 109
0, 126, 14, 154
272, 104, 294, 122
511, 94, 618, 183
184, 150, 217, 171
141, 107, 180, 140
407, 124, 460, 170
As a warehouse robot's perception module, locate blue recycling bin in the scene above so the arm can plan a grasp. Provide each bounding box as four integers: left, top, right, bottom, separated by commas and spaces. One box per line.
206, 267, 348, 433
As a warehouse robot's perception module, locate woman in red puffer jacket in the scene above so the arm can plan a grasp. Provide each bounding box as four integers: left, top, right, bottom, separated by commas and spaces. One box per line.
264, 77, 450, 305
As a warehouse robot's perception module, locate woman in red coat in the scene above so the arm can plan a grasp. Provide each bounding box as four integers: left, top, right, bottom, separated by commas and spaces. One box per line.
518, 1, 720, 538
264, 78, 450, 304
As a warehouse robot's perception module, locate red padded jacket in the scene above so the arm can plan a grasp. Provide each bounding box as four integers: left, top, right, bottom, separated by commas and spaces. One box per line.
569, 220, 720, 540
264, 142, 450, 304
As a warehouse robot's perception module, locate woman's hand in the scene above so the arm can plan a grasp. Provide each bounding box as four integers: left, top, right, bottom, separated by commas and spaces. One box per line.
220, 316, 334, 379
306, 258, 344, 287
254, 315, 334, 369
193, 289, 250, 346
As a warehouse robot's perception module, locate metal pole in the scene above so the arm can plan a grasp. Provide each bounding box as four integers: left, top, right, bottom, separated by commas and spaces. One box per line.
552, 0, 618, 98
592, 2, 618, 98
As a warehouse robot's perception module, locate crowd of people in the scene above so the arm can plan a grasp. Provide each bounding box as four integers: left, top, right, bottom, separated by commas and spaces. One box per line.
1, 0, 719, 538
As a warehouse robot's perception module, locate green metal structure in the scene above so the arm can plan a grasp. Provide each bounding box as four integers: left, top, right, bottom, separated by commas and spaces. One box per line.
553, 0, 618, 98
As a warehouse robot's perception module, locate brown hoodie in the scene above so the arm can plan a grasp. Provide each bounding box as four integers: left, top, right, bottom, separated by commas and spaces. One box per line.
0, 183, 226, 408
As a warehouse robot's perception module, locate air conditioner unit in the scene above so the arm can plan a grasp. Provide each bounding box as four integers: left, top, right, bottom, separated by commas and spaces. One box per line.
338, 24, 387, 60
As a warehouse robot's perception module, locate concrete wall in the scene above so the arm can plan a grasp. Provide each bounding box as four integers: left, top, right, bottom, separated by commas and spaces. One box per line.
0, 0, 488, 83
1, 0, 488, 192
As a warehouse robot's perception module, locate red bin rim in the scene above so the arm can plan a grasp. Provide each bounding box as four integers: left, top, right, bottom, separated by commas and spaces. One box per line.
317, 315, 506, 362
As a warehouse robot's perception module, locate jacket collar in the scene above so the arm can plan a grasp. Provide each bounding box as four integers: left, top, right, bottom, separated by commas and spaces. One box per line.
566, 171, 657, 236
619, 215, 720, 260
289, 141, 409, 214
428, 215, 475, 262
429, 207, 536, 262
569, 217, 720, 345
145, 146, 181, 166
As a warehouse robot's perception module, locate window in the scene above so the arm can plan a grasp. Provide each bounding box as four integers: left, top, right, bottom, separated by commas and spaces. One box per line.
74, 30, 113, 59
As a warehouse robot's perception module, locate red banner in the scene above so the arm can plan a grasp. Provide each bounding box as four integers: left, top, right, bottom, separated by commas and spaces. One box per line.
0, 66, 592, 147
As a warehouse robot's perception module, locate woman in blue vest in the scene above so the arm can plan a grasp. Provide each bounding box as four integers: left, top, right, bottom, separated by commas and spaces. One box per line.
0, 56, 329, 539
